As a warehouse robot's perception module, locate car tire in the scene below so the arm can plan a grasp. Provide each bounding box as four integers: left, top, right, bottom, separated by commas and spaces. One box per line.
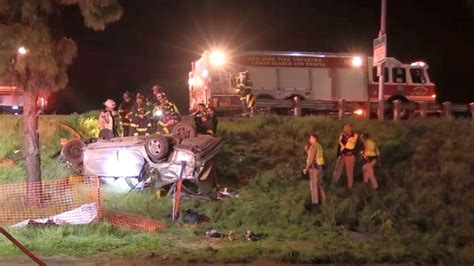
61, 139, 86, 167
145, 135, 169, 162
172, 121, 196, 142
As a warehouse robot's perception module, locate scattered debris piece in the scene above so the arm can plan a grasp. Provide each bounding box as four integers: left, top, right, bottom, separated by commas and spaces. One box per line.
182, 209, 209, 224
245, 230, 256, 241
205, 229, 223, 238
217, 187, 239, 200
227, 230, 235, 241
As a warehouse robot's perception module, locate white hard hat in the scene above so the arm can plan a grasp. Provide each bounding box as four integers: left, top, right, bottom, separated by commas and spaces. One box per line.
103, 99, 116, 108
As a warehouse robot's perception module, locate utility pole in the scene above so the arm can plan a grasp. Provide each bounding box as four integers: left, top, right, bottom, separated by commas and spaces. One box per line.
378, 0, 387, 120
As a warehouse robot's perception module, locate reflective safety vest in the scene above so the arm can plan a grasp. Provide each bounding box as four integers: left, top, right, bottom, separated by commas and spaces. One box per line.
130, 116, 152, 136
340, 133, 359, 151
314, 143, 325, 166
346, 133, 358, 150
363, 139, 378, 157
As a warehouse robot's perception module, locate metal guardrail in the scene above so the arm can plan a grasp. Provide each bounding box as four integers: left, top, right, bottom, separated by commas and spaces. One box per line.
256, 98, 474, 120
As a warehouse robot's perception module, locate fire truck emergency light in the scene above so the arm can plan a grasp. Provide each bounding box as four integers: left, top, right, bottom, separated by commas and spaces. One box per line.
410, 61, 426, 67
210, 51, 226, 66
202, 69, 209, 78
353, 109, 364, 116
351, 56, 363, 67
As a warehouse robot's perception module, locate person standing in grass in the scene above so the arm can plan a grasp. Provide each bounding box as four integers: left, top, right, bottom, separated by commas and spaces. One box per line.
303, 134, 326, 208
333, 123, 359, 189
360, 133, 380, 190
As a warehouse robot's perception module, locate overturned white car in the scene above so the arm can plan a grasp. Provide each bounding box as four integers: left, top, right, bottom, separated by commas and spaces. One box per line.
61, 127, 220, 197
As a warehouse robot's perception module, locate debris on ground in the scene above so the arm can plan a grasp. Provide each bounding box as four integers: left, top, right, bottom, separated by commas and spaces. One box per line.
245, 230, 257, 241
205, 229, 223, 238
182, 209, 209, 224
217, 187, 239, 200
0, 158, 15, 167
11, 203, 98, 228
227, 230, 235, 241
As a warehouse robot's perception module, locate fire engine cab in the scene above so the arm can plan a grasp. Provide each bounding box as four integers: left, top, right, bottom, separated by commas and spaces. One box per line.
188, 50, 436, 113
0, 85, 23, 114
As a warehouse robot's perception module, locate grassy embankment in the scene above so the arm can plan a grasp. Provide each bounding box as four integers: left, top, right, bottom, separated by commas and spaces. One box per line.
0, 114, 473, 264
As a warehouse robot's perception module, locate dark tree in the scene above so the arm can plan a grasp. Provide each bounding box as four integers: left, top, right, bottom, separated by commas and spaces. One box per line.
0, 0, 122, 205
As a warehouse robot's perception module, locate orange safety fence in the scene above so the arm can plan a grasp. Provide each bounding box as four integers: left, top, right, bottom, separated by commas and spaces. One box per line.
0, 176, 101, 226
0, 176, 166, 232
104, 212, 166, 232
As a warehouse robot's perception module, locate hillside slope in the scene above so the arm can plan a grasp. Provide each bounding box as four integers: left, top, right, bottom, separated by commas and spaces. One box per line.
0, 114, 472, 263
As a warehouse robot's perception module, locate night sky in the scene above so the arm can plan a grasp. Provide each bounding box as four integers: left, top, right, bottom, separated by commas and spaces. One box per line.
51, 0, 474, 114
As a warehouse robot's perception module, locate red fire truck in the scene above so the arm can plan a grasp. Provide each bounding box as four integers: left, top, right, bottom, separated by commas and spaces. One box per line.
188, 50, 436, 113
0, 86, 23, 114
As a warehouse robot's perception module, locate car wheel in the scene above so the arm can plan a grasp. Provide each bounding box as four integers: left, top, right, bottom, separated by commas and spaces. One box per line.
172, 121, 196, 142
61, 139, 86, 167
145, 135, 169, 162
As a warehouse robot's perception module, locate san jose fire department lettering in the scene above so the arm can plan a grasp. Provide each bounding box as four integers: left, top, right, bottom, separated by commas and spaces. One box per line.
247, 56, 327, 67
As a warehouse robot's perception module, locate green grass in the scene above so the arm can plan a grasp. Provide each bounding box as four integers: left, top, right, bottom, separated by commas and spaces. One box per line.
0, 114, 473, 263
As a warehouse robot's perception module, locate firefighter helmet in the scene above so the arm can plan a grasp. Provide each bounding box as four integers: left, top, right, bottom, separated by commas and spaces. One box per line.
136, 93, 145, 100
156, 92, 167, 100
137, 108, 146, 115
103, 99, 116, 108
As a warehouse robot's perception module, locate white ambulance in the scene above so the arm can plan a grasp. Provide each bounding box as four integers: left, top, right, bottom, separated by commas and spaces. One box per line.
188, 50, 436, 112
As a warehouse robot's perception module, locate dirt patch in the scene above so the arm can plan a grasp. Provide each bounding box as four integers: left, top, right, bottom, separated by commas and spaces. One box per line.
0, 256, 317, 266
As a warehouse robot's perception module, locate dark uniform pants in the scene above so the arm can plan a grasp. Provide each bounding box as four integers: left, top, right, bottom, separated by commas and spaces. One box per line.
122, 125, 131, 137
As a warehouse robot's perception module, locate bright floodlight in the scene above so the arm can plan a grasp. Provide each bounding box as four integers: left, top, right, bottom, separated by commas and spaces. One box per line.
210, 51, 226, 66
17, 46, 27, 55
352, 56, 362, 67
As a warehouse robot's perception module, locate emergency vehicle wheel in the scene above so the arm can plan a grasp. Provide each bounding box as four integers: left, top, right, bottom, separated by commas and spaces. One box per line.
145, 135, 169, 162
61, 139, 86, 167
172, 121, 196, 142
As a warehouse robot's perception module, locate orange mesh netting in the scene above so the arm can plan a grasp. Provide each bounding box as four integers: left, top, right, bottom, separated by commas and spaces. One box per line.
0, 176, 166, 232
0, 176, 101, 226
105, 212, 166, 232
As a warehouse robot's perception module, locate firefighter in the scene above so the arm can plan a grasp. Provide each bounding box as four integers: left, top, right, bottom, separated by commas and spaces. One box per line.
303, 134, 326, 207
332, 123, 359, 189
194, 103, 207, 134
151, 84, 162, 100
118, 91, 134, 136
131, 93, 150, 118
98, 99, 118, 139
206, 107, 218, 136
360, 133, 380, 190
235, 71, 256, 117
155, 92, 181, 134
148, 84, 163, 131
130, 108, 152, 136
194, 104, 218, 136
